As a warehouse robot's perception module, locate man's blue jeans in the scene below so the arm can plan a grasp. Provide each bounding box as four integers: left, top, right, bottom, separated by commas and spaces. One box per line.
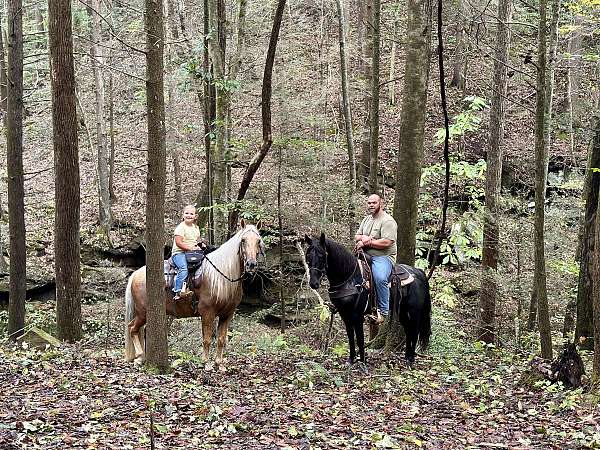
172, 252, 188, 293
371, 255, 393, 316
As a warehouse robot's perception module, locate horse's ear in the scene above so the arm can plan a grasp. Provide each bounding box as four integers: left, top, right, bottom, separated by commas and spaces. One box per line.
240, 218, 246, 229
304, 234, 312, 245
319, 232, 326, 247
256, 219, 262, 230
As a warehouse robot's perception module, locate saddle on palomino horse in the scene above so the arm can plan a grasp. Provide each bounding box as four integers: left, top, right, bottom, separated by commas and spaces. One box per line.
356, 251, 415, 320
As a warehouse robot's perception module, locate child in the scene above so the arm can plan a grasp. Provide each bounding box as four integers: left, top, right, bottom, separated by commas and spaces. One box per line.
171, 205, 201, 300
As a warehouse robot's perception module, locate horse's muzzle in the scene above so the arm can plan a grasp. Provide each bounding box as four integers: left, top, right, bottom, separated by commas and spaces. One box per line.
309, 279, 320, 290
245, 260, 258, 272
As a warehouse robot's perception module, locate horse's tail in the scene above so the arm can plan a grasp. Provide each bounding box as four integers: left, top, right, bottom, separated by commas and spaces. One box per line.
124, 271, 136, 361
418, 275, 432, 351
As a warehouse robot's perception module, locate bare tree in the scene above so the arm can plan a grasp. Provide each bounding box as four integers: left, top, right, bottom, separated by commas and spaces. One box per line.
49, 0, 82, 342
144, 0, 169, 371
478, 0, 512, 344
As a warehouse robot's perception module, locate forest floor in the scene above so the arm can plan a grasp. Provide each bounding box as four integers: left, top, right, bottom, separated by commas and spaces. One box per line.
1, 301, 600, 450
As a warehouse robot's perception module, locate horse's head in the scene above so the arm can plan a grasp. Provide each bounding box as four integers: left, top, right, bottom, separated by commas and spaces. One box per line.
304, 232, 327, 290
239, 219, 264, 274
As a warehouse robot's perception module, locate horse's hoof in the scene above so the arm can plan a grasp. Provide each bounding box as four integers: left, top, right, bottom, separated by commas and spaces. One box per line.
218, 365, 227, 373
204, 362, 214, 372
134, 357, 145, 366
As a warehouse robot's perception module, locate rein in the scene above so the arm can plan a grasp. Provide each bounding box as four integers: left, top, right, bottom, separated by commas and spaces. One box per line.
328, 260, 359, 291
203, 228, 262, 283
203, 255, 246, 283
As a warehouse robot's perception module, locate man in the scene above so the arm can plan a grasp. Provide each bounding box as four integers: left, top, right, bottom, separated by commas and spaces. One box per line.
355, 193, 397, 323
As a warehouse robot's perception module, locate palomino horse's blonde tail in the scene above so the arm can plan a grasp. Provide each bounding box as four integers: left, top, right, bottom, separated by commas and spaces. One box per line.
124, 272, 136, 361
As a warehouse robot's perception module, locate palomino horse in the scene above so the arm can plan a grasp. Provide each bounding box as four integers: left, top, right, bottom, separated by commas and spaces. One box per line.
124, 221, 264, 371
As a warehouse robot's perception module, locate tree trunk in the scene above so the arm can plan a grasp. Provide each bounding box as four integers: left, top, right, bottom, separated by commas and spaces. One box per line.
565, 16, 581, 171
0, 10, 6, 117
358, 0, 373, 187
198, 0, 214, 242
35, 7, 45, 32
478, 0, 512, 344
533, 0, 552, 360
6, 0, 26, 340
227, 0, 286, 233
108, 71, 117, 202
335, 0, 356, 189
575, 114, 600, 348
208, 0, 228, 242
527, 288, 537, 331
166, 0, 179, 40
89, 0, 113, 236
388, 13, 399, 106
368, 0, 381, 194
145, 0, 169, 371
392, 0, 432, 265
49, 0, 82, 342
592, 174, 600, 380
450, 0, 467, 90
0, 10, 9, 273
107, 0, 117, 203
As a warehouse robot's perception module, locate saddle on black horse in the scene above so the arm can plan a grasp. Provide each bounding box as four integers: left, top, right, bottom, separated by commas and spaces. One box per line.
356, 251, 415, 318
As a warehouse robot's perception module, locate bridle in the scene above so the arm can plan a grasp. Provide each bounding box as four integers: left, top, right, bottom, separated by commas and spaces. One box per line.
204, 228, 263, 283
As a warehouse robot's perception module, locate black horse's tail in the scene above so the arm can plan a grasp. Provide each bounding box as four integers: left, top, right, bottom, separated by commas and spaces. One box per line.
418, 273, 432, 351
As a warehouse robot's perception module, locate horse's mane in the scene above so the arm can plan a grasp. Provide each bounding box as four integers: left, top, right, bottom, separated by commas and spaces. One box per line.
200, 225, 259, 303
324, 237, 357, 278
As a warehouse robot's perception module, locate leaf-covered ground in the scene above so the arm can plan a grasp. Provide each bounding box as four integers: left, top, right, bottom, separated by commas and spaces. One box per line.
1, 308, 599, 450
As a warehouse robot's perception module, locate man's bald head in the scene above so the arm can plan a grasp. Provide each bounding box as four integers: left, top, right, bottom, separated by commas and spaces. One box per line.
367, 194, 384, 216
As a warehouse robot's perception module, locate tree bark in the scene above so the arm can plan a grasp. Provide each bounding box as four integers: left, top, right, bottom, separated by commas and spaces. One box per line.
575, 114, 600, 348
450, 0, 467, 90
358, 0, 373, 187
207, 0, 228, 242
7, 0, 26, 339
89, 0, 113, 236
227, 0, 286, 233
478, 0, 512, 344
0, 10, 9, 273
533, 0, 552, 360
198, 0, 214, 242
145, 0, 169, 371
368, 0, 381, 194
392, 0, 432, 265
335, 0, 356, 189
388, 12, 399, 106
592, 169, 600, 380
49, 0, 82, 342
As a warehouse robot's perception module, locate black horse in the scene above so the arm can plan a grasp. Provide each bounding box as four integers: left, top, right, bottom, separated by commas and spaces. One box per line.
304, 233, 431, 365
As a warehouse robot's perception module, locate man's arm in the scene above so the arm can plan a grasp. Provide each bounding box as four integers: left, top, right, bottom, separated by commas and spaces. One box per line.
364, 237, 394, 250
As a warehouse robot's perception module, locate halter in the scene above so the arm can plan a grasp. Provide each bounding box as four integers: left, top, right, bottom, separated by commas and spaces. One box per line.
204, 227, 263, 283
